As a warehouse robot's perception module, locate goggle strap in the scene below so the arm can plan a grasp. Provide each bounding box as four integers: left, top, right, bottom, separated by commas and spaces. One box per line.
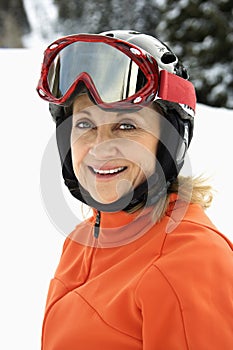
158, 70, 196, 111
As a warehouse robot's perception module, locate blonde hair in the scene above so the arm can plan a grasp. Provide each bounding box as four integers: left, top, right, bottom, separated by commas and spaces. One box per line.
149, 175, 214, 223
170, 175, 213, 208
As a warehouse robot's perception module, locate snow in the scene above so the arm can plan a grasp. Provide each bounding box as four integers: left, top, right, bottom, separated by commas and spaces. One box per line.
0, 48, 232, 349
22, 0, 60, 47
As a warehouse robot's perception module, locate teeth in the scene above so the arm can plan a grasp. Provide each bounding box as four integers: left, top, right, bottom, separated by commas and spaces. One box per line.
93, 167, 125, 175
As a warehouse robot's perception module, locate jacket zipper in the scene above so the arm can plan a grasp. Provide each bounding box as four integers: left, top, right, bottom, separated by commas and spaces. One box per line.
94, 210, 101, 238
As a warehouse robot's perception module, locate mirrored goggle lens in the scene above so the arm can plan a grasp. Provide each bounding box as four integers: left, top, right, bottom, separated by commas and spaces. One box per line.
47, 41, 147, 103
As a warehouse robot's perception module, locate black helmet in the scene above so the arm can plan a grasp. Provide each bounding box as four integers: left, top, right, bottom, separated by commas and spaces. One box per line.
50, 30, 195, 212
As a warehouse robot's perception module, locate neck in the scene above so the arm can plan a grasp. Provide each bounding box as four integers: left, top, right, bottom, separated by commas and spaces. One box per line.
91, 205, 156, 247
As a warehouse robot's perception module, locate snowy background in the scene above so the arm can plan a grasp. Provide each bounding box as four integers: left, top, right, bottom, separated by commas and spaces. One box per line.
0, 47, 232, 350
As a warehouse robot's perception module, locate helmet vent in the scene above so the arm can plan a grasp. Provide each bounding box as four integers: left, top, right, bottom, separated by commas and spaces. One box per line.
161, 52, 177, 64
104, 33, 114, 37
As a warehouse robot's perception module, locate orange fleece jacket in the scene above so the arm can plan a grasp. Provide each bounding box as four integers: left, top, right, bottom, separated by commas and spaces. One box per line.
41, 199, 233, 350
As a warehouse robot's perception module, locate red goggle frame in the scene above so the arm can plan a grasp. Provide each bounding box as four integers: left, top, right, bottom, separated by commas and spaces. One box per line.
36, 34, 196, 113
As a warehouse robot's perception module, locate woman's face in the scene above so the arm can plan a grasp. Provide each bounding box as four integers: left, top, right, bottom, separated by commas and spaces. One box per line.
71, 94, 160, 204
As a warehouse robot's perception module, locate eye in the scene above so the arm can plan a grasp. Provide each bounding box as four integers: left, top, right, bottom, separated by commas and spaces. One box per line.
75, 120, 95, 129
118, 123, 136, 131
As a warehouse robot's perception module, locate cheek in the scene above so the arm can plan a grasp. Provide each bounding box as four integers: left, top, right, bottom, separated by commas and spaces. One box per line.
144, 138, 159, 174
123, 136, 158, 173
70, 143, 90, 189
70, 136, 88, 173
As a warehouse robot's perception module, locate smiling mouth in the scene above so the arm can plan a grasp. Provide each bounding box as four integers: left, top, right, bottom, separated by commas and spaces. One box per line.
89, 166, 127, 176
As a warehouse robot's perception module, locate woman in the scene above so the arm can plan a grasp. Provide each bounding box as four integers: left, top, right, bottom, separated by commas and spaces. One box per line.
37, 31, 233, 349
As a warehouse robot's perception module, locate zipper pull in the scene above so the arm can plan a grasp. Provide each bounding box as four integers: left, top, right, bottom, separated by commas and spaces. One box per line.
94, 210, 101, 238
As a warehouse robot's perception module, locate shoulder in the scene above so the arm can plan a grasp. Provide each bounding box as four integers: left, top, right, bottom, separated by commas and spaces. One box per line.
163, 200, 232, 255
135, 204, 233, 348
55, 218, 95, 273
160, 202, 232, 277
62, 216, 96, 250
136, 202, 233, 303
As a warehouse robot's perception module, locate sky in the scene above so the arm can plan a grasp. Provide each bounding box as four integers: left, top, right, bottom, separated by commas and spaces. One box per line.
0, 49, 232, 349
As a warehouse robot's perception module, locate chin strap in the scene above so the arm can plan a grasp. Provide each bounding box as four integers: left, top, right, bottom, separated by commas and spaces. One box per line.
65, 169, 171, 215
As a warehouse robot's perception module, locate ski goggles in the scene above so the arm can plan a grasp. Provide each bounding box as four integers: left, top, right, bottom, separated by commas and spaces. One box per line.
37, 34, 196, 112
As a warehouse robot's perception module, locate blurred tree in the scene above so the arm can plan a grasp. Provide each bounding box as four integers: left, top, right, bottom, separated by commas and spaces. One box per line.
0, 0, 29, 47
156, 0, 233, 108
54, 0, 85, 29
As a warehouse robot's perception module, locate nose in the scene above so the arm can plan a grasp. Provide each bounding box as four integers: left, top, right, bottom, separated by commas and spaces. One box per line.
89, 125, 120, 159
